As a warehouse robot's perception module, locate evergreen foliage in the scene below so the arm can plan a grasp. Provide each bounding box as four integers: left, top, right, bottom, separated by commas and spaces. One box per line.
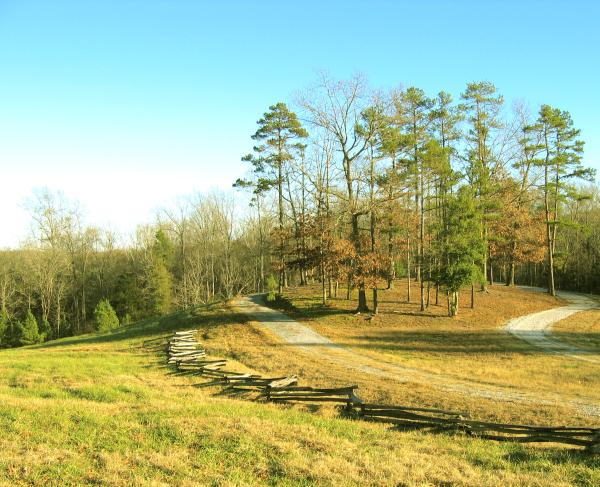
266, 275, 278, 302
526, 105, 596, 295
435, 188, 485, 316
147, 260, 173, 316
93, 299, 120, 332
39, 317, 51, 341
0, 308, 9, 347
147, 230, 174, 316
17, 309, 41, 346
240, 102, 308, 295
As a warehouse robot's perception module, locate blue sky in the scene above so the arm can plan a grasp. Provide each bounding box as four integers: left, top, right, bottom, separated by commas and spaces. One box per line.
1, 0, 598, 246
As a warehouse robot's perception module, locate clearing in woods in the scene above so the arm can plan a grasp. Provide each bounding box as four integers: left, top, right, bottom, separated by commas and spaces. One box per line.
231, 287, 600, 418
214, 284, 600, 428
232, 292, 600, 414
0, 286, 599, 485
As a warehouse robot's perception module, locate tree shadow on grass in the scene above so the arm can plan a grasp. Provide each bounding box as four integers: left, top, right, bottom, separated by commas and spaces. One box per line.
345, 330, 534, 354
250, 329, 600, 356
267, 294, 453, 320
500, 446, 599, 465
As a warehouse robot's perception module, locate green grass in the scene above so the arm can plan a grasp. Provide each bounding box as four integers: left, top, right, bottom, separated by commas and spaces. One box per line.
0, 303, 598, 485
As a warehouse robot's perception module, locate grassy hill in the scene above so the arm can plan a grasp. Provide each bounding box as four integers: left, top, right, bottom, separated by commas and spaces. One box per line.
0, 296, 598, 486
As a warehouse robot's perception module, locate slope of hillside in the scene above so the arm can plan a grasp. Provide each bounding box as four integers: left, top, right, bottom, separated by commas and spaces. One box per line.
0, 302, 598, 486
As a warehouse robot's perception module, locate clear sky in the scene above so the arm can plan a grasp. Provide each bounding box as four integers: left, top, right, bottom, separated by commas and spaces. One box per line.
1, 0, 598, 247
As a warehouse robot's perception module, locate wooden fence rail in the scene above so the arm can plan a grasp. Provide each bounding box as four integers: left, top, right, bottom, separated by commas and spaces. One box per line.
264, 385, 360, 408
165, 330, 599, 453
356, 403, 599, 448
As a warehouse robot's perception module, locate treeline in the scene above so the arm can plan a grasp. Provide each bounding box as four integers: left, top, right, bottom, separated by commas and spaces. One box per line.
236, 75, 598, 316
0, 191, 265, 347
0, 75, 598, 347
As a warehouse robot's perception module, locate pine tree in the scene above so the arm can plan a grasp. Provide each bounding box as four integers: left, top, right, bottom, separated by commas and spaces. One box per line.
148, 230, 174, 315
153, 229, 175, 269
527, 105, 595, 295
93, 299, 120, 332
39, 316, 51, 341
17, 309, 41, 346
0, 308, 9, 347
429, 91, 462, 305
147, 261, 173, 316
461, 81, 504, 290
435, 187, 484, 316
241, 102, 308, 294
394, 87, 434, 311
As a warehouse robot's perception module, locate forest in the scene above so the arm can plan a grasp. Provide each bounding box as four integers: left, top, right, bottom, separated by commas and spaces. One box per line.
0, 75, 598, 347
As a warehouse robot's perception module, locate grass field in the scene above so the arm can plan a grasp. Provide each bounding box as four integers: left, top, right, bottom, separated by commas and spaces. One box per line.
553, 309, 600, 352
0, 295, 599, 485
236, 283, 599, 427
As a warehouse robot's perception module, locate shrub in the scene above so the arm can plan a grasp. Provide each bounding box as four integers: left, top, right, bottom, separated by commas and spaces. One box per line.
94, 299, 120, 332
394, 260, 406, 279
17, 309, 41, 346
39, 316, 51, 341
265, 275, 278, 302
0, 308, 9, 346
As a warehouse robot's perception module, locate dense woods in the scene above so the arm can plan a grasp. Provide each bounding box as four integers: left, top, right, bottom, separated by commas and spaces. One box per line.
1, 76, 598, 347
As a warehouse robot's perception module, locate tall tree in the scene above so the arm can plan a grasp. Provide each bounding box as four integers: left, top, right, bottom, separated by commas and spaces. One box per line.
394, 87, 434, 310
461, 81, 504, 290
435, 187, 484, 316
528, 105, 594, 295
300, 75, 386, 312
503, 106, 543, 286
241, 102, 308, 294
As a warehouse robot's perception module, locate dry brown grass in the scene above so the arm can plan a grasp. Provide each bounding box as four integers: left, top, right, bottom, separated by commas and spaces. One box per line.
553, 309, 600, 352
198, 283, 600, 429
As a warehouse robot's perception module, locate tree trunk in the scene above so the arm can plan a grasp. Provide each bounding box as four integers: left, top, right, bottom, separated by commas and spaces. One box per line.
357, 283, 369, 313
387, 223, 395, 289
449, 291, 458, 317
419, 170, 425, 311
372, 288, 378, 315
406, 237, 411, 303
56, 292, 61, 338
481, 227, 488, 292
507, 260, 515, 286
351, 211, 369, 312
543, 135, 556, 296
321, 264, 327, 306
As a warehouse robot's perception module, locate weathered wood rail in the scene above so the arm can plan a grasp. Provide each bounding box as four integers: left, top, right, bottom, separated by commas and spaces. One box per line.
264, 385, 360, 409
356, 403, 599, 449
165, 330, 600, 453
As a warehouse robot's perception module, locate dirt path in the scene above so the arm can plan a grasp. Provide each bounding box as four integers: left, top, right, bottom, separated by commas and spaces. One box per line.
233, 295, 600, 416
506, 289, 600, 364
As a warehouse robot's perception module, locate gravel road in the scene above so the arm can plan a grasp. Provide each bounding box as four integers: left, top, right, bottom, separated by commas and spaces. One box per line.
506, 289, 599, 364
233, 294, 600, 416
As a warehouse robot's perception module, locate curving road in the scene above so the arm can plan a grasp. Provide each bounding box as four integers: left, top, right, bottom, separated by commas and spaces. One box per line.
506, 289, 599, 364
233, 294, 600, 416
